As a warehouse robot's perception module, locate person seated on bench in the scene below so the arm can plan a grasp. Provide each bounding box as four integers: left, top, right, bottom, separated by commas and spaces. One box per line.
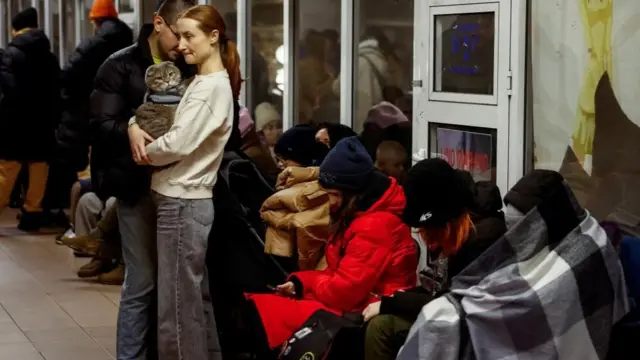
245, 136, 418, 356
361, 160, 506, 360
262, 124, 332, 271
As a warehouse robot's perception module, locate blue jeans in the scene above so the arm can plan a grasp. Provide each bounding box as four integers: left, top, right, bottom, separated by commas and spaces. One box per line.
116, 194, 157, 360
152, 192, 221, 360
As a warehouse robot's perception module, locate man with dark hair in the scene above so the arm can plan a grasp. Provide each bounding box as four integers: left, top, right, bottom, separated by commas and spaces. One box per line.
89, 1, 200, 359
0, 7, 61, 231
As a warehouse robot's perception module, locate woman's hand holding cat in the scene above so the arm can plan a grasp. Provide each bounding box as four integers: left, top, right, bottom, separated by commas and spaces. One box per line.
128, 123, 154, 165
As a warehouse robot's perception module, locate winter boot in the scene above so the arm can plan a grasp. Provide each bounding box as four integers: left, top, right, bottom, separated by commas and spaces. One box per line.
77, 257, 114, 278
98, 263, 125, 285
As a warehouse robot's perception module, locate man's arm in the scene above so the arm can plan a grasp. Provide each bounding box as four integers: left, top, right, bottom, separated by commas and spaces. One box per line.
89, 57, 131, 151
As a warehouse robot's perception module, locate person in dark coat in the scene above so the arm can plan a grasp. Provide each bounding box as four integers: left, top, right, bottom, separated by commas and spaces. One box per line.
0, 7, 61, 231
44, 0, 133, 231
361, 160, 507, 360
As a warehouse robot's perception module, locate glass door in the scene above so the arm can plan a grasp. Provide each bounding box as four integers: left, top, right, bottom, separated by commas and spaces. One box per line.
413, 0, 514, 196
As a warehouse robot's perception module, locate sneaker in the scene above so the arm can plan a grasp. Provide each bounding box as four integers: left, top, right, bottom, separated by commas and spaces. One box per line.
98, 263, 125, 285
56, 228, 75, 245
62, 234, 101, 256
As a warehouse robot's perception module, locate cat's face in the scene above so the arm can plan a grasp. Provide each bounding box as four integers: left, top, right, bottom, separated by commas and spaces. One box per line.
145, 61, 182, 92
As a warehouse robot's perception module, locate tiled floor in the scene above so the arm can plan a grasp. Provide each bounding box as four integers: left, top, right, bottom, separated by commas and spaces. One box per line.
0, 210, 119, 360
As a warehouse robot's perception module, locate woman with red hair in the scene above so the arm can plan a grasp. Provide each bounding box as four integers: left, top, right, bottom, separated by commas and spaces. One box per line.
135, 4, 242, 360
362, 159, 507, 360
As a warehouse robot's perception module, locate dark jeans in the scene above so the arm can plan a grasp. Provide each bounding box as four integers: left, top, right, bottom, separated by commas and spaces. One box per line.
364, 315, 413, 360
153, 192, 221, 360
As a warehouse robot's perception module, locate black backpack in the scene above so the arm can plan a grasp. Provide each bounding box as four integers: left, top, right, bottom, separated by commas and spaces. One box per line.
279, 310, 364, 360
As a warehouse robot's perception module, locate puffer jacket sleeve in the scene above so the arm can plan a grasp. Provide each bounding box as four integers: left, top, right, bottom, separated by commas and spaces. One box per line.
62, 36, 108, 96
89, 57, 131, 152
291, 217, 394, 311
0, 48, 17, 96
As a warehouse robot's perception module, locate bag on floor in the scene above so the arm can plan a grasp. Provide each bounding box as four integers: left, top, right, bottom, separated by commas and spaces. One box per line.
279, 310, 363, 360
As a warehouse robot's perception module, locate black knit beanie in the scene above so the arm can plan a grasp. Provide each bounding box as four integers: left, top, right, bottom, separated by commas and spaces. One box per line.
274, 125, 328, 167
319, 136, 374, 192
402, 158, 474, 228
12, 7, 38, 31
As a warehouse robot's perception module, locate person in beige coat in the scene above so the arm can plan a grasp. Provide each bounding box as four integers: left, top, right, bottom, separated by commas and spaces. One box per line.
261, 166, 330, 271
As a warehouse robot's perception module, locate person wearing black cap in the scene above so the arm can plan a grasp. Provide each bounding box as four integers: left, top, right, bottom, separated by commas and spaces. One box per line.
361, 158, 507, 360
274, 124, 329, 170
314, 122, 357, 149
0, 7, 61, 231
244, 136, 418, 355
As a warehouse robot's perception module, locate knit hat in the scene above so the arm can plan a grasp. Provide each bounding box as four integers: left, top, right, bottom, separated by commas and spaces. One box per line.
89, 0, 118, 20
402, 158, 474, 228
319, 136, 374, 192
239, 106, 254, 138
255, 102, 281, 131
274, 125, 328, 167
364, 101, 409, 130
12, 8, 38, 31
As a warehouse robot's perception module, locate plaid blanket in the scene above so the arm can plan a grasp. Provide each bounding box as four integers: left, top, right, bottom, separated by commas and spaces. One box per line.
398, 182, 629, 360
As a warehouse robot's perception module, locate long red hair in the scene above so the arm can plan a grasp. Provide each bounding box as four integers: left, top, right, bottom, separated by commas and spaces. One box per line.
419, 212, 474, 256
180, 5, 243, 100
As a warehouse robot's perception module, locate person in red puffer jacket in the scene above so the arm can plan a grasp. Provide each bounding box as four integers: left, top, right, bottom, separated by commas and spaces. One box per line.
246, 136, 418, 353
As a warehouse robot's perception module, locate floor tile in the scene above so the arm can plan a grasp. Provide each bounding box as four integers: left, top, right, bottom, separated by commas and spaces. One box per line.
0, 342, 44, 360
0, 210, 117, 360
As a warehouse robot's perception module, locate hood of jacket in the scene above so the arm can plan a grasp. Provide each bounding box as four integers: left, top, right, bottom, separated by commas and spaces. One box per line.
262, 166, 330, 270
470, 181, 507, 244
9, 29, 51, 56
275, 166, 320, 190
97, 18, 134, 43
353, 171, 406, 220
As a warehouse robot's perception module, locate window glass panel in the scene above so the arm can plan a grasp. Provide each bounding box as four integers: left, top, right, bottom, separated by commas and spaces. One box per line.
433, 12, 495, 95
118, 0, 135, 13
294, 0, 340, 126
250, 0, 284, 150
356, 0, 413, 166
430, 123, 497, 183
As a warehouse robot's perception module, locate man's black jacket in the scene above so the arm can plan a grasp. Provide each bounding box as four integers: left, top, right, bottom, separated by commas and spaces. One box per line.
0, 29, 61, 162
56, 17, 133, 171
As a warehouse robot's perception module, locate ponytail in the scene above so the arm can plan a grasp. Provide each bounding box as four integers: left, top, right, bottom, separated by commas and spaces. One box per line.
221, 40, 243, 100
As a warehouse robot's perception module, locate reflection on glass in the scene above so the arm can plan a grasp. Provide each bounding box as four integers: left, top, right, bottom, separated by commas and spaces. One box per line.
354, 0, 414, 135
433, 12, 495, 95
117, 0, 134, 13
294, 0, 341, 125
430, 123, 497, 183
251, 0, 284, 154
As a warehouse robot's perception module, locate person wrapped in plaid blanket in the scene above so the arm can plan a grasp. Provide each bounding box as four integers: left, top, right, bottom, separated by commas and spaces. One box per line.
397, 169, 629, 360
